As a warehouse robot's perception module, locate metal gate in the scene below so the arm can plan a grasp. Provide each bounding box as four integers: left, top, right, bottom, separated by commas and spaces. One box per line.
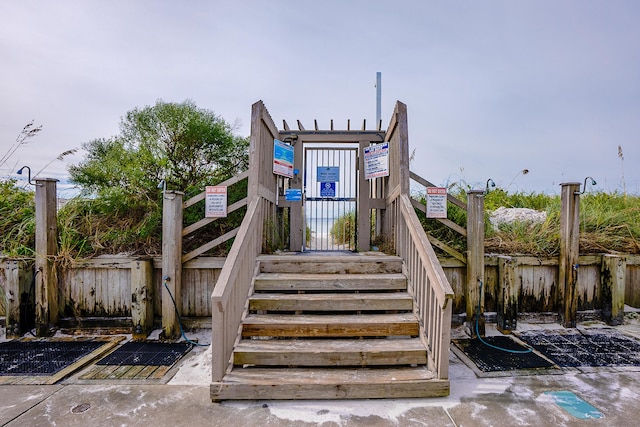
304, 146, 358, 251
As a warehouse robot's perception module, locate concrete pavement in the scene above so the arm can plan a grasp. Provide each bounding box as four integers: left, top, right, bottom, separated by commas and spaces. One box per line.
2, 348, 639, 426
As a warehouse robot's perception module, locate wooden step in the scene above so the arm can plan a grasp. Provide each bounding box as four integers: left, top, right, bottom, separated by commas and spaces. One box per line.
241, 313, 419, 337
249, 292, 414, 312
258, 254, 403, 274
211, 367, 449, 400
233, 338, 427, 366
253, 272, 407, 292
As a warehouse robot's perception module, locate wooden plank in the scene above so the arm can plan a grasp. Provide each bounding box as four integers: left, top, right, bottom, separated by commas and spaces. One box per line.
213, 379, 449, 400
254, 273, 407, 292
212, 367, 447, 400
182, 198, 247, 236
106, 365, 137, 379
118, 365, 146, 379
148, 365, 171, 380
137, 365, 161, 379
249, 292, 414, 312
233, 338, 427, 366
183, 257, 225, 269
426, 234, 466, 264
182, 228, 239, 263
241, 313, 419, 337
258, 255, 403, 274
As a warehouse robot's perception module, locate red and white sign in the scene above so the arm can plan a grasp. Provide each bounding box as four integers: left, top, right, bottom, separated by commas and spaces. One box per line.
205, 186, 227, 218
426, 187, 447, 218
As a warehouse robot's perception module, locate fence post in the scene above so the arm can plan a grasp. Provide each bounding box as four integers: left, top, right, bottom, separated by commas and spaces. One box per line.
131, 258, 154, 340
162, 190, 184, 339
496, 256, 519, 333
558, 182, 581, 328
466, 190, 485, 337
3, 260, 32, 338
601, 254, 626, 326
35, 178, 58, 336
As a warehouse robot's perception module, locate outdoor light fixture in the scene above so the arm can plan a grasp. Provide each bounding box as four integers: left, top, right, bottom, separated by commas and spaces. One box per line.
16, 165, 36, 186
157, 179, 167, 193
282, 134, 298, 145
576, 176, 597, 195
485, 178, 496, 194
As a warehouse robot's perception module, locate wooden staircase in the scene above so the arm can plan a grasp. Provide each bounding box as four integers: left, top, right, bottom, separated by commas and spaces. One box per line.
210, 253, 450, 400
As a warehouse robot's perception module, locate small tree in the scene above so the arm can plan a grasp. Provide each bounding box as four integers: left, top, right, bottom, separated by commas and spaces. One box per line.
70, 99, 248, 198
64, 100, 249, 256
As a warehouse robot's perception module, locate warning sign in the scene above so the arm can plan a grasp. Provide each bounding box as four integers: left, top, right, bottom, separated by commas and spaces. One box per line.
426, 187, 447, 218
205, 186, 227, 218
364, 142, 389, 180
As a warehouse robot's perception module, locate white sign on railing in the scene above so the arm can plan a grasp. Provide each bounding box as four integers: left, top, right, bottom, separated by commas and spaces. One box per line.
426, 187, 447, 218
364, 142, 389, 180
205, 186, 227, 218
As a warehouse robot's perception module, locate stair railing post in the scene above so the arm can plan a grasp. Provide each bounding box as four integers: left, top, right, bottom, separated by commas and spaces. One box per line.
558, 182, 581, 328
162, 190, 184, 339
466, 190, 485, 337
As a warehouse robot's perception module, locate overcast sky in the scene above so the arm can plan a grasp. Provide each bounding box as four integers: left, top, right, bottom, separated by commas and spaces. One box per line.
1, 0, 639, 197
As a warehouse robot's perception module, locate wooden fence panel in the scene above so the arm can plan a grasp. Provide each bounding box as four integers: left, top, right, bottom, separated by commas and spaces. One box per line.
578, 264, 601, 311
626, 263, 640, 308
519, 264, 557, 313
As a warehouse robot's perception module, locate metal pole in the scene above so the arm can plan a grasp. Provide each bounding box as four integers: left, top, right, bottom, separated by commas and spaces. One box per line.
376, 72, 382, 126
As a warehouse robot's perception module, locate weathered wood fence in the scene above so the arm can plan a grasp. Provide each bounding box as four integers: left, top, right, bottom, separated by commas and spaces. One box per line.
442, 254, 640, 328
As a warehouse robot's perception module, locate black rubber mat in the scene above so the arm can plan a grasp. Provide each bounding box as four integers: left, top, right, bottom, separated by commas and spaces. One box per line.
518, 331, 640, 368
97, 341, 192, 366
453, 336, 555, 372
0, 341, 104, 376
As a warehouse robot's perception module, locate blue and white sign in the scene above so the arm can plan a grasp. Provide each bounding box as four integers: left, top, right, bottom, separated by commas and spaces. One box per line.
320, 182, 336, 198
317, 166, 340, 183
273, 139, 294, 178
285, 188, 302, 201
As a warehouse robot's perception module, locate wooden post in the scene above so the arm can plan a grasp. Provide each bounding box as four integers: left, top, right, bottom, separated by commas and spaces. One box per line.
162, 190, 184, 339
466, 190, 485, 337
357, 140, 371, 251
558, 182, 580, 328
601, 254, 626, 326
35, 178, 58, 336
3, 259, 31, 338
496, 256, 519, 333
290, 136, 304, 251
131, 259, 154, 340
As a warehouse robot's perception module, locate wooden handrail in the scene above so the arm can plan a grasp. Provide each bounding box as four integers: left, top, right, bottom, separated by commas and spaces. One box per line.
395, 193, 454, 379
211, 195, 263, 381
400, 194, 454, 303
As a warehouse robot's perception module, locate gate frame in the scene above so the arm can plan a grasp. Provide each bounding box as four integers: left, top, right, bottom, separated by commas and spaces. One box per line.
279, 130, 386, 252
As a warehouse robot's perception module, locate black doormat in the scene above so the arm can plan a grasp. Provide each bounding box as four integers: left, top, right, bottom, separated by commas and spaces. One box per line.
517, 331, 640, 368
453, 336, 555, 372
0, 340, 104, 376
97, 341, 192, 366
